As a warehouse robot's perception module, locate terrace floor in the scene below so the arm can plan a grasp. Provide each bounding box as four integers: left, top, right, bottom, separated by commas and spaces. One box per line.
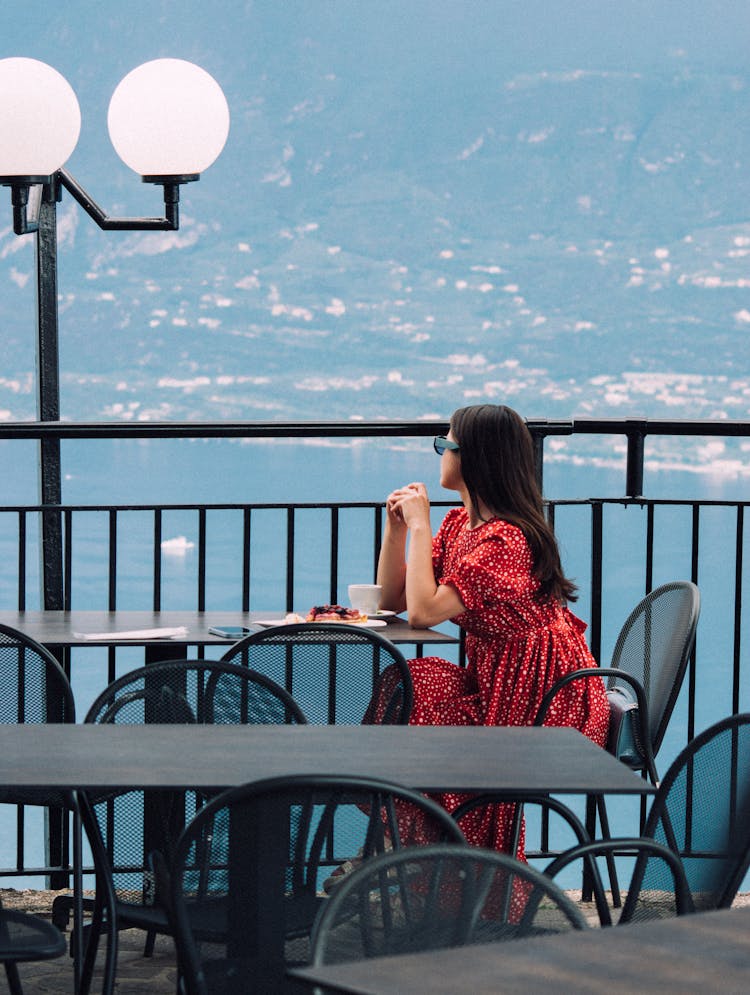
2, 888, 176, 994
4, 886, 750, 993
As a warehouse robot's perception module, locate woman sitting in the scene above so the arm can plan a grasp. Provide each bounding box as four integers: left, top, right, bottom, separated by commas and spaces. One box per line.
366, 403, 609, 859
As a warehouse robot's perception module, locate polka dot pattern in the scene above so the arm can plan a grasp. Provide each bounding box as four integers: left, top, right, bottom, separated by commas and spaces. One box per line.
366, 507, 610, 861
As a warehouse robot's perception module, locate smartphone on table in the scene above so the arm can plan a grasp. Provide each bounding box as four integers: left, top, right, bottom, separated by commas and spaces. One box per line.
208, 625, 256, 638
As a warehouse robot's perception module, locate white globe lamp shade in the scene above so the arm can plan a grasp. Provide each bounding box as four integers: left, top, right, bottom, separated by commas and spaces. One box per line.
107, 59, 230, 177
0, 58, 81, 178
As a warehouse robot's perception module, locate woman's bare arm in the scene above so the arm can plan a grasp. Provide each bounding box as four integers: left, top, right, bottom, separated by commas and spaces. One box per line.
376, 492, 408, 611
388, 483, 466, 628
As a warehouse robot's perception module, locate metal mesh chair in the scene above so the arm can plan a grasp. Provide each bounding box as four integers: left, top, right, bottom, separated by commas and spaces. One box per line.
0, 901, 67, 995
544, 837, 693, 926
0, 622, 76, 807
167, 774, 467, 995
450, 792, 593, 872
0, 625, 81, 984
642, 712, 750, 912
605, 579, 701, 780
546, 713, 750, 926
534, 580, 700, 903
221, 622, 414, 725
536, 581, 701, 782
67, 659, 306, 994
309, 844, 588, 969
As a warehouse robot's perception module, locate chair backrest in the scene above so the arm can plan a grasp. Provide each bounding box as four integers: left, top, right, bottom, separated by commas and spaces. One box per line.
168, 774, 466, 994
83, 660, 306, 725
543, 837, 693, 926
0, 624, 76, 812
310, 843, 588, 968
83, 659, 306, 908
0, 904, 67, 980
0, 623, 75, 725
642, 712, 750, 912
608, 581, 700, 757
84, 657, 307, 726
220, 622, 414, 725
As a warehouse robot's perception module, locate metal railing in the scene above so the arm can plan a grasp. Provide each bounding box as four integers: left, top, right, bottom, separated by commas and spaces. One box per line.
0, 417, 748, 881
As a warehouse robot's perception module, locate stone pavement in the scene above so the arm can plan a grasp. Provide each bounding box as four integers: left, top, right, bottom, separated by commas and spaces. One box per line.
1, 888, 177, 994
4, 886, 750, 993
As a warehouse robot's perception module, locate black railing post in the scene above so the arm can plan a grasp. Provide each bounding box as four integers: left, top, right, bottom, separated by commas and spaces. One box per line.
198, 508, 207, 611
589, 501, 603, 666
625, 420, 646, 498
531, 431, 544, 493
687, 505, 701, 745
242, 508, 252, 611
153, 509, 163, 610
732, 506, 744, 715
286, 508, 295, 612
330, 507, 339, 604
108, 510, 118, 610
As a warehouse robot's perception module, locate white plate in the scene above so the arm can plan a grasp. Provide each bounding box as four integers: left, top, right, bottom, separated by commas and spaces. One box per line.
370, 610, 398, 619
254, 617, 388, 629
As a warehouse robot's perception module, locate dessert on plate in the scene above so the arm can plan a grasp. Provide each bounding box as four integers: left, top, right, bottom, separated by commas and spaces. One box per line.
305, 604, 368, 623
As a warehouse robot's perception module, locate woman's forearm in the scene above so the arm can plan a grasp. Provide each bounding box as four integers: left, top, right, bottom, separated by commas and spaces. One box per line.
376, 524, 408, 612
380, 484, 464, 626
404, 522, 464, 627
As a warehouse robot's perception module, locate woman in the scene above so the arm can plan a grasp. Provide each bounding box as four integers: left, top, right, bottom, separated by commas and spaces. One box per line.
366, 403, 609, 859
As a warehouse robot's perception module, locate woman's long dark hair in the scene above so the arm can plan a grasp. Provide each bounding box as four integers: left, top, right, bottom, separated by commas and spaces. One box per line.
450, 404, 577, 604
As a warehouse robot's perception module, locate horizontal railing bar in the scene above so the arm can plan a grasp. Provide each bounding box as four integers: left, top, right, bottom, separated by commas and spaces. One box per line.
0, 501, 427, 513
0, 421, 452, 440
0, 865, 73, 876
0, 497, 748, 514
0, 417, 749, 441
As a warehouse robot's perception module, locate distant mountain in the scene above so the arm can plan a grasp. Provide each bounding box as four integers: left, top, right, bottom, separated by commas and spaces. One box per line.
1, 1, 749, 448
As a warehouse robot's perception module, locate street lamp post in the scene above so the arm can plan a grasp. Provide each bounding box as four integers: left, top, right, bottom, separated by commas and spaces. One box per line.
0, 57, 230, 610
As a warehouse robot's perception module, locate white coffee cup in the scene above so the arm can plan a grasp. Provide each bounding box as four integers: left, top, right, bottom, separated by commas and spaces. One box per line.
348, 583, 382, 616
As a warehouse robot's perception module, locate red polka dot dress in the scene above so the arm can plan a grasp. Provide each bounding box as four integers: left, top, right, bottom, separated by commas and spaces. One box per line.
366, 507, 610, 861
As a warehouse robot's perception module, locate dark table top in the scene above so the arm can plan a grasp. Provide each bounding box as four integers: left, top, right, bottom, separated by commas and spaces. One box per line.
0, 724, 653, 796
0, 609, 455, 647
290, 906, 750, 994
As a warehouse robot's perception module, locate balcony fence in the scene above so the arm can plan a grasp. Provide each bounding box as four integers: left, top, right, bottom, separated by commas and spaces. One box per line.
0, 417, 748, 883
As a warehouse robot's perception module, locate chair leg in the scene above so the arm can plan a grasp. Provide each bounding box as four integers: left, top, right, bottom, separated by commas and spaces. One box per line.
582, 795, 597, 901
78, 885, 120, 995
75, 791, 119, 995
5, 961, 24, 995
508, 802, 524, 858
100, 917, 119, 995
580, 795, 620, 907
72, 805, 84, 990
496, 802, 525, 920
595, 795, 621, 908
143, 928, 156, 957
79, 915, 100, 995
51, 895, 71, 931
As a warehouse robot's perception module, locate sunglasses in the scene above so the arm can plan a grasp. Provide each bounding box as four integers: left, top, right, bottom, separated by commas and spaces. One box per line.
433, 436, 460, 456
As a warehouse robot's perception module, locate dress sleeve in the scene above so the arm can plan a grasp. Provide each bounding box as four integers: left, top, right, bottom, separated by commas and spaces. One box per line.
431, 508, 461, 579
441, 523, 533, 612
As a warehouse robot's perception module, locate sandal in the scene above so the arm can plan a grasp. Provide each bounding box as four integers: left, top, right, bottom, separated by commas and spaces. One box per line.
323, 857, 362, 894
322, 837, 394, 895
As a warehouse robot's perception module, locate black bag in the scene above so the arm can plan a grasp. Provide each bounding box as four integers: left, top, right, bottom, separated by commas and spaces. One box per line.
606, 685, 646, 768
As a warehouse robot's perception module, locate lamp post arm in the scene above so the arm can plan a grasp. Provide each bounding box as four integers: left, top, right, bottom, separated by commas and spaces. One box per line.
57, 168, 186, 231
